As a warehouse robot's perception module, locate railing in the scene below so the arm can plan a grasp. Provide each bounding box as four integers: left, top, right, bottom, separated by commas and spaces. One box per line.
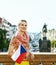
0, 52, 56, 65
0, 52, 14, 65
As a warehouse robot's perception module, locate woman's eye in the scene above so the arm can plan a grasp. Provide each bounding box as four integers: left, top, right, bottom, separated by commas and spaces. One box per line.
21, 24, 27, 26
25, 25, 27, 26
21, 24, 24, 26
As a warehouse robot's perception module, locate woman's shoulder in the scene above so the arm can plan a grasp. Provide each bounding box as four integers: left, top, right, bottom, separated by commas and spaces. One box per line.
15, 31, 19, 36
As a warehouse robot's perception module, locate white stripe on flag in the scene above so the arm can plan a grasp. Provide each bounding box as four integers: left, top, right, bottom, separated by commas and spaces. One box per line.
11, 45, 21, 61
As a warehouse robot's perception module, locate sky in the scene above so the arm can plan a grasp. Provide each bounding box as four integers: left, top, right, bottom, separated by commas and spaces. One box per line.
0, 0, 56, 33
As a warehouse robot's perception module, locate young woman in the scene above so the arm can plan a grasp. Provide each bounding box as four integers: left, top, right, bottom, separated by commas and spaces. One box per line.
8, 20, 34, 65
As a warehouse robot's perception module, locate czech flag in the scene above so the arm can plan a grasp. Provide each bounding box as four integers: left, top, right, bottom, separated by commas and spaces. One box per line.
11, 44, 27, 64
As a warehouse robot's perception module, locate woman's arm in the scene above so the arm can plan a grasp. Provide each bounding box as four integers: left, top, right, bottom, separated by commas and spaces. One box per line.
8, 36, 20, 56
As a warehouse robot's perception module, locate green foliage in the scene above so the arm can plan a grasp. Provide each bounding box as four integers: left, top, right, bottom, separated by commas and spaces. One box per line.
0, 29, 10, 52
51, 40, 56, 48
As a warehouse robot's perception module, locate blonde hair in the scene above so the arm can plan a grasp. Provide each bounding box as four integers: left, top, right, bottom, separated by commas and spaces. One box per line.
18, 19, 27, 26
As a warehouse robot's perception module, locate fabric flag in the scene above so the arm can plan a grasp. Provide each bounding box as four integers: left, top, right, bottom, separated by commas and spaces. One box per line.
11, 44, 27, 64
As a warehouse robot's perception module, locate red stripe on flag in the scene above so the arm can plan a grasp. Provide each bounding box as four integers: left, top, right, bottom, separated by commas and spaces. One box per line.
16, 52, 26, 64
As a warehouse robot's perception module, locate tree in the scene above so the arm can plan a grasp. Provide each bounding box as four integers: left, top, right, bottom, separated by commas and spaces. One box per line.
0, 29, 8, 52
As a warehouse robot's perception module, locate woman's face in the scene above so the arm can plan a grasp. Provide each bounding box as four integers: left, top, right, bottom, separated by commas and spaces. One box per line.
18, 21, 27, 32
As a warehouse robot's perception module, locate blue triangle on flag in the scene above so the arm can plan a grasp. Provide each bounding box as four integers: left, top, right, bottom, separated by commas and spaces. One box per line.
20, 45, 27, 54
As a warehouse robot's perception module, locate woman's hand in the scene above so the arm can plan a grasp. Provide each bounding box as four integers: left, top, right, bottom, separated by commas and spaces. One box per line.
26, 52, 30, 60
26, 52, 34, 60
31, 54, 34, 60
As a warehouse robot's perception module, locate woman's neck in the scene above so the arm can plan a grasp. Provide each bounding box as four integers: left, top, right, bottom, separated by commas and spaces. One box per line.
19, 31, 25, 35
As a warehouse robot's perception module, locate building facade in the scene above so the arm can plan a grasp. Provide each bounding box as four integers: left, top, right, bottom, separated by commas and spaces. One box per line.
0, 17, 17, 52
